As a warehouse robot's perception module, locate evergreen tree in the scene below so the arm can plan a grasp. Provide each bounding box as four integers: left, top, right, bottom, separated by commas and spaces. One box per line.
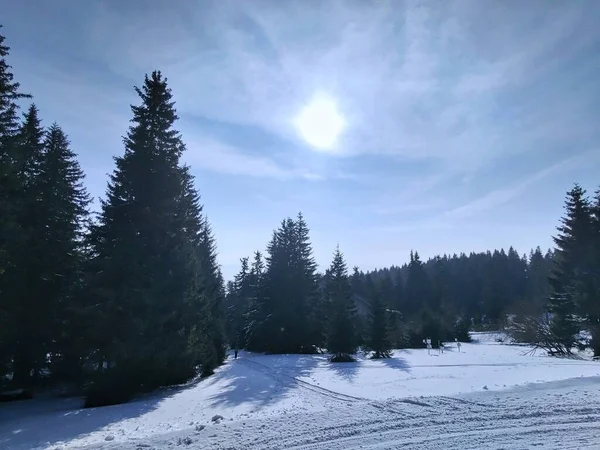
85, 71, 222, 405
405, 251, 430, 314
37, 124, 91, 383
525, 247, 552, 313
547, 184, 591, 352
227, 257, 250, 351
367, 279, 392, 358
0, 27, 31, 382
194, 216, 227, 374
584, 187, 600, 355
249, 214, 319, 354
326, 246, 357, 361
245, 251, 265, 350
9, 104, 47, 386
293, 213, 321, 351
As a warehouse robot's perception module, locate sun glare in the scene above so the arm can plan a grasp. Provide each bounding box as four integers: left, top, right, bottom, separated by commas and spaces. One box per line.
294, 94, 345, 151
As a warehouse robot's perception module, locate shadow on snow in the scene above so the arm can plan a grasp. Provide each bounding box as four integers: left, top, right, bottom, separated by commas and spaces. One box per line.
205, 352, 320, 410
0, 388, 176, 449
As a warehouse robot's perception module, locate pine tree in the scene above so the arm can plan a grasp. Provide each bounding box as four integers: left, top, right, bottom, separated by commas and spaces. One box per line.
367, 279, 392, 358
37, 124, 91, 383
292, 213, 320, 352
405, 251, 430, 316
584, 187, 600, 355
326, 246, 357, 361
9, 104, 47, 386
227, 257, 250, 351
85, 71, 222, 405
0, 27, 31, 383
249, 215, 320, 354
245, 251, 265, 350
548, 184, 591, 353
526, 247, 552, 313
194, 216, 227, 374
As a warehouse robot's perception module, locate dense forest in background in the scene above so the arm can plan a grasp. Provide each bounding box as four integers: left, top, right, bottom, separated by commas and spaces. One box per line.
0, 27, 599, 407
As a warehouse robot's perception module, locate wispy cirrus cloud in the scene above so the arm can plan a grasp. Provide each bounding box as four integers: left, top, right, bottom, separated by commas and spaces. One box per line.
441, 150, 600, 221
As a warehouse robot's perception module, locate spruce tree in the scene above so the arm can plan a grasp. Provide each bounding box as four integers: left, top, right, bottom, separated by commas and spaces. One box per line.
526, 247, 552, 313
244, 251, 265, 349
585, 187, 600, 355
0, 27, 31, 382
227, 257, 250, 351
548, 184, 591, 353
292, 213, 320, 352
326, 246, 357, 361
250, 215, 319, 354
9, 104, 47, 386
85, 71, 221, 404
38, 124, 91, 382
367, 279, 392, 358
405, 251, 431, 320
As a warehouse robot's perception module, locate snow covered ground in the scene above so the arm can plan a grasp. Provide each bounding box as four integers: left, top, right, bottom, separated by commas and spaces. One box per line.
1, 334, 600, 449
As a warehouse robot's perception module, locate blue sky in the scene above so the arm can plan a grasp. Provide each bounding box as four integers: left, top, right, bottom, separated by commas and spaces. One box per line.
2, 0, 599, 279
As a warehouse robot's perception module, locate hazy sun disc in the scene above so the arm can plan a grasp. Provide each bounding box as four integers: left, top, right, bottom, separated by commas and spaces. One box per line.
294, 94, 345, 150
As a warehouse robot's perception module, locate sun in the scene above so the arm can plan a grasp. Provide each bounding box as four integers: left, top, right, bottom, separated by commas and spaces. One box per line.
293, 94, 345, 151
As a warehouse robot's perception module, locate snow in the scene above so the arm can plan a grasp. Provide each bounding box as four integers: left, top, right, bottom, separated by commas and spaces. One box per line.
1, 335, 600, 449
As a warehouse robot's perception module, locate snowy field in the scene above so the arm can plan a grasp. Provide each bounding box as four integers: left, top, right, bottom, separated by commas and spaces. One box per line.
2, 333, 600, 449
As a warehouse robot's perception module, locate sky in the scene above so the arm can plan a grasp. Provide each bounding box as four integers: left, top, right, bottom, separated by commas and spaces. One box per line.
1, 0, 599, 280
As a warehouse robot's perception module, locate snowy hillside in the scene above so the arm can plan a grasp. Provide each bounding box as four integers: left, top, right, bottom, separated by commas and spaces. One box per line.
1, 336, 600, 449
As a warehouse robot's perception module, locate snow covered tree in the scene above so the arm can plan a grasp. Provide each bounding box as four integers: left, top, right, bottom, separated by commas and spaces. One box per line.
326, 246, 357, 361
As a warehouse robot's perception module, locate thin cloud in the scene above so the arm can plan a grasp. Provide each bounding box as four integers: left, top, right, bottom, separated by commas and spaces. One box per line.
82, 0, 599, 176
441, 151, 599, 220
183, 132, 323, 181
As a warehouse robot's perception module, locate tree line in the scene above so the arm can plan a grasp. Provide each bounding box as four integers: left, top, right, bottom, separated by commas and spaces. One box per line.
0, 28, 225, 405
225, 193, 599, 360
225, 214, 560, 360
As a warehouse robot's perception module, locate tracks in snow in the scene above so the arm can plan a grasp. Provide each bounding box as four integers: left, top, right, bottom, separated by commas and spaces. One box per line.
239, 357, 366, 404
227, 359, 600, 450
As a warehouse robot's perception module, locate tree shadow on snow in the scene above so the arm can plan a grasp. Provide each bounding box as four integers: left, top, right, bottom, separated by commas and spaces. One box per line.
205, 352, 321, 410
379, 353, 411, 373
0, 388, 174, 449
328, 359, 360, 382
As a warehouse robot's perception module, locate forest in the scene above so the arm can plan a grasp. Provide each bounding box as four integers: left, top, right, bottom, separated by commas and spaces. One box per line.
1, 27, 599, 407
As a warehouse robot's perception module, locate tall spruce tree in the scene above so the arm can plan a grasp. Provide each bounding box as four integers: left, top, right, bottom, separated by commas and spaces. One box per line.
548, 184, 592, 352
244, 251, 265, 349
9, 104, 47, 386
227, 257, 250, 351
405, 251, 430, 318
525, 247, 552, 313
85, 71, 222, 405
0, 27, 31, 382
584, 187, 600, 355
367, 279, 392, 358
292, 213, 321, 352
326, 246, 357, 361
250, 215, 319, 353
38, 124, 91, 382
